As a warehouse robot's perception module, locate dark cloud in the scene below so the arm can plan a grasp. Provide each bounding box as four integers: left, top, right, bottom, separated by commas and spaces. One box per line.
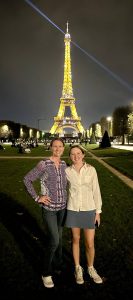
0, 0, 133, 130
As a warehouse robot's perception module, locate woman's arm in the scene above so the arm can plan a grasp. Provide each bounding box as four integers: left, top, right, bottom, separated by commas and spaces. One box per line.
23, 160, 45, 200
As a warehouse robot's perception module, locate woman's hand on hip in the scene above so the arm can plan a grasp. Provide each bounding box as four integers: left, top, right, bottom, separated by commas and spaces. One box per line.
38, 195, 51, 204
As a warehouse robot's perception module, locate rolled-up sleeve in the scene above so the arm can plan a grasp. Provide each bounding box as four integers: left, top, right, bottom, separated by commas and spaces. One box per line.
23, 161, 45, 200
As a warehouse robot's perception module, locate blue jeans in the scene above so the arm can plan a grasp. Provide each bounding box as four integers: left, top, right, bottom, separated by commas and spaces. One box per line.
42, 208, 66, 276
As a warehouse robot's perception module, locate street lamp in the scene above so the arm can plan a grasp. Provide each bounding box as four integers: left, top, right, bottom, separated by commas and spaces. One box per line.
107, 116, 112, 136
37, 119, 46, 130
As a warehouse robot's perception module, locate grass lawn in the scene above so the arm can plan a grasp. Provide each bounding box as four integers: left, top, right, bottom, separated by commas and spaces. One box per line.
1, 143, 133, 180
84, 144, 133, 157
103, 156, 133, 179
0, 143, 52, 157
0, 146, 133, 299
83, 144, 133, 180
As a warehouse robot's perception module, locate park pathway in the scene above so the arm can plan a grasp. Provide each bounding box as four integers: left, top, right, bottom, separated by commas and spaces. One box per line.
86, 150, 133, 190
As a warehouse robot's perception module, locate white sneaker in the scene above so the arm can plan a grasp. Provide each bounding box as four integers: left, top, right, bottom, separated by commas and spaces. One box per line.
88, 266, 103, 284
75, 265, 84, 284
42, 275, 54, 288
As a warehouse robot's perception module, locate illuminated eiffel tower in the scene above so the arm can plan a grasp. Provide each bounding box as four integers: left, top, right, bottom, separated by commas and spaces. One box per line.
50, 22, 84, 135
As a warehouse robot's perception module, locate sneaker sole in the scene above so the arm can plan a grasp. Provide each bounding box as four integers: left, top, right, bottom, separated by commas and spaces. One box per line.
43, 284, 54, 288
42, 276, 54, 288
93, 279, 103, 284
76, 281, 84, 284
76, 279, 84, 284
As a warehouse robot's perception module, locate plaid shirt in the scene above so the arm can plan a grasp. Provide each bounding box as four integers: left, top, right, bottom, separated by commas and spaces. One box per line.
24, 159, 67, 211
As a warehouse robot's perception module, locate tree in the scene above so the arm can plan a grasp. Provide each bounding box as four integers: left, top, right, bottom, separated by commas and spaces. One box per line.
128, 112, 133, 135
89, 132, 97, 144
100, 130, 111, 148
100, 116, 108, 136
113, 105, 131, 144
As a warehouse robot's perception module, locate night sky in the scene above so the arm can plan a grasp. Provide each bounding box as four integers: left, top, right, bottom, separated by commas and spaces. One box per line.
0, 0, 133, 131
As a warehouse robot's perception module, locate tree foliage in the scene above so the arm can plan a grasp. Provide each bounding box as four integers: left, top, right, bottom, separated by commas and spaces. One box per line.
89, 132, 97, 144
113, 105, 131, 144
128, 112, 133, 135
100, 116, 108, 136
100, 130, 111, 148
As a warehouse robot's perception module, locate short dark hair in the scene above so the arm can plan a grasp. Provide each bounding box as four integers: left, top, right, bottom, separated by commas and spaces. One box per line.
50, 137, 65, 147
69, 145, 85, 156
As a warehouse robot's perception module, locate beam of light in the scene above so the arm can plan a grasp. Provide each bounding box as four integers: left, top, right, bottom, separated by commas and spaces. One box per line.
24, 0, 65, 35
24, 0, 133, 93
72, 41, 133, 93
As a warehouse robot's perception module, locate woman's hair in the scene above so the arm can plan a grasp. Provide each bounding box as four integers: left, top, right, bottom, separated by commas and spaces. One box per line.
69, 145, 85, 156
50, 137, 65, 147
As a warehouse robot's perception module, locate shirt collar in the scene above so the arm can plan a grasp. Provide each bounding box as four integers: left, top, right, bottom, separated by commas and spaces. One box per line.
71, 162, 87, 170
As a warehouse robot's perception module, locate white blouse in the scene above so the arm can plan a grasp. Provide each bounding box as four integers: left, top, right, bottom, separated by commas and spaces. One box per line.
65, 163, 102, 213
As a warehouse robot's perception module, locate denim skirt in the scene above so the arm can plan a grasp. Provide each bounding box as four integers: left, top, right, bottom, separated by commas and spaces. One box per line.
65, 209, 96, 229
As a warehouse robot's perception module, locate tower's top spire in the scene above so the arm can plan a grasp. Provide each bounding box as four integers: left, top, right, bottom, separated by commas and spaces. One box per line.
62, 21, 73, 98
65, 20, 70, 39
67, 21, 69, 33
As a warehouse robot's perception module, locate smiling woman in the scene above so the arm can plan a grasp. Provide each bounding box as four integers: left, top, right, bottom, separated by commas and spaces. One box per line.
23, 137, 67, 288
65, 145, 103, 285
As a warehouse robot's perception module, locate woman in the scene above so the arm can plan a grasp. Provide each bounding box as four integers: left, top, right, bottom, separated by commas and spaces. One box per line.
23, 138, 67, 288
65, 145, 103, 284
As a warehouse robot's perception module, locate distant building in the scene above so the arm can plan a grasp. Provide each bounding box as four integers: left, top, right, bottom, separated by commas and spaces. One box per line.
0, 120, 41, 141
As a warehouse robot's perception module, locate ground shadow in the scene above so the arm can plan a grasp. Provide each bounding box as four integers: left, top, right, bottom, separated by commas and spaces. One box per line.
0, 192, 132, 300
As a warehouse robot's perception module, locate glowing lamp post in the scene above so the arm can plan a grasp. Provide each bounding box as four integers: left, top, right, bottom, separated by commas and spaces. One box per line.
37, 119, 46, 130
107, 116, 112, 136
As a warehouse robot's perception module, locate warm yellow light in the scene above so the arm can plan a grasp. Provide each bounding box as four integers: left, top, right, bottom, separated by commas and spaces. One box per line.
29, 129, 33, 138
2, 125, 8, 132
50, 24, 84, 134
37, 131, 40, 138
106, 116, 112, 136
107, 116, 112, 122
20, 127, 23, 137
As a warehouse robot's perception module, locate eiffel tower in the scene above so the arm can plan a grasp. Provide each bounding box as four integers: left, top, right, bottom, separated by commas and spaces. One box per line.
50, 22, 84, 135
